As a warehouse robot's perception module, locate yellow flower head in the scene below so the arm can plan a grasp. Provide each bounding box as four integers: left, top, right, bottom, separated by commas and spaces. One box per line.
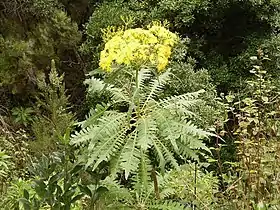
99, 23, 178, 72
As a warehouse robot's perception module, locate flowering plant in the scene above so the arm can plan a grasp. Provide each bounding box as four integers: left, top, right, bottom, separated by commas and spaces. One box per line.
99, 22, 178, 72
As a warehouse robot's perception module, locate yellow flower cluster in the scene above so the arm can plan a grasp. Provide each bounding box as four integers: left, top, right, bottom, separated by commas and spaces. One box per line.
99, 23, 178, 72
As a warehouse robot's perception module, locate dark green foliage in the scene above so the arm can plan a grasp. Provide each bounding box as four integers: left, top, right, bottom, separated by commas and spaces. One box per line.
27, 152, 84, 209
0, 0, 82, 113
1, 146, 84, 209
11, 107, 34, 126
0, 10, 81, 86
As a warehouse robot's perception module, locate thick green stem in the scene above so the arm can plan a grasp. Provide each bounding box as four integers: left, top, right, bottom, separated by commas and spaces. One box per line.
135, 68, 141, 118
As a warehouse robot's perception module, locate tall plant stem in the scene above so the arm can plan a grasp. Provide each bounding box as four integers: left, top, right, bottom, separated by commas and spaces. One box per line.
152, 167, 160, 200
135, 68, 141, 118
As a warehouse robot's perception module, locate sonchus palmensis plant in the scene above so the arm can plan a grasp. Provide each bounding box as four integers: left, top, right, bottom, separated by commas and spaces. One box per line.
71, 22, 212, 183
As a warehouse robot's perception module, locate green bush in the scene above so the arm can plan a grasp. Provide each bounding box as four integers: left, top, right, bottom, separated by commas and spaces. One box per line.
160, 163, 219, 209
30, 60, 75, 155
0, 2, 81, 101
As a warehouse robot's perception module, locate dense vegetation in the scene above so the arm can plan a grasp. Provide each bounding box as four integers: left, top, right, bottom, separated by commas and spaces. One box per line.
1, 0, 280, 209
